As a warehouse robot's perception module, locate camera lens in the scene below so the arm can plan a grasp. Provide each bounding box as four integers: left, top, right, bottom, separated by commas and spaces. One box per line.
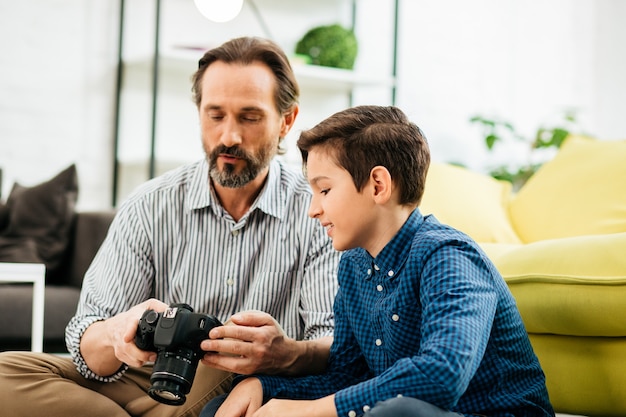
148, 349, 198, 405
148, 380, 186, 405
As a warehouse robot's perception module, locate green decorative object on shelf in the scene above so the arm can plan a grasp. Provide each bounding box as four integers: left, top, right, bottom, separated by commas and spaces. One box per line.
295, 24, 358, 70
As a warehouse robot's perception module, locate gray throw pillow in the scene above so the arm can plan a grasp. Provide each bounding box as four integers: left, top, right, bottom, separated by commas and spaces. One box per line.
0, 164, 78, 277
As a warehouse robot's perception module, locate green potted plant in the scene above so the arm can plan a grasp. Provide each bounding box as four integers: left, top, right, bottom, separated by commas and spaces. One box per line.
295, 24, 358, 70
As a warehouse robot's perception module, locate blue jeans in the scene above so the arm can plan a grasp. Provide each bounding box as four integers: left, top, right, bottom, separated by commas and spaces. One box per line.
200, 394, 227, 417
200, 394, 463, 417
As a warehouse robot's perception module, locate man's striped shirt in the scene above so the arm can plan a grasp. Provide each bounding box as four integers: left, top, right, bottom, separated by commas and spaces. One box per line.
66, 158, 340, 381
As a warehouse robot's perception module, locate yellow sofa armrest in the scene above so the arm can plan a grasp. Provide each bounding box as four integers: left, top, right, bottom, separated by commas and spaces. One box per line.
496, 232, 626, 336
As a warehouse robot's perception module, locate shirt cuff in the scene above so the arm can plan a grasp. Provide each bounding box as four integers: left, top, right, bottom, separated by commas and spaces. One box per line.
334, 378, 380, 417
66, 315, 128, 382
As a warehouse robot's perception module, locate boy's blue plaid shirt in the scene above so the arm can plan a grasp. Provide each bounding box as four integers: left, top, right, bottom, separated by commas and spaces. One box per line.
256, 209, 553, 417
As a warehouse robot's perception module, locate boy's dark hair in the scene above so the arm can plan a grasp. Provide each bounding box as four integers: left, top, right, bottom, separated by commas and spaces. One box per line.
297, 105, 430, 206
192, 36, 299, 114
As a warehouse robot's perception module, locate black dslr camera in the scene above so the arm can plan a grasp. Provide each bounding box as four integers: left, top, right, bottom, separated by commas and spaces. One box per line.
135, 303, 222, 405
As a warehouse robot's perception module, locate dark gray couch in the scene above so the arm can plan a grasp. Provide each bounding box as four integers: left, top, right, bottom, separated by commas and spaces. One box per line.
0, 211, 115, 353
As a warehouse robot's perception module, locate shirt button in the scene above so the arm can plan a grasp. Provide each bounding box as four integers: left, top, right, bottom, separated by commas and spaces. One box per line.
348, 411, 357, 417
367, 269, 372, 275
363, 405, 371, 412
387, 270, 394, 277
392, 314, 400, 321
226, 278, 234, 286
231, 229, 240, 236
374, 264, 380, 271
376, 284, 383, 292
375, 339, 382, 346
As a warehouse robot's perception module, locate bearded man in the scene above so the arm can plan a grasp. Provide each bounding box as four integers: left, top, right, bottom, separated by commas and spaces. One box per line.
0, 36, 339, 417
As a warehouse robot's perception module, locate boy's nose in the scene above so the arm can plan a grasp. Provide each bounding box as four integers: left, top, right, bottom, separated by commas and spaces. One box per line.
308, 198, 322, 219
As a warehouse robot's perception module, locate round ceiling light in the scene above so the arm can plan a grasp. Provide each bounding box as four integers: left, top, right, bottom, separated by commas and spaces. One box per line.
193, 0, 244, 23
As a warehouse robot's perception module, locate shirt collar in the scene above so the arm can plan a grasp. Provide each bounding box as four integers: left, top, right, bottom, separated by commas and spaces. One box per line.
187, 158, 286, 220
187, 158, 213, 211
253, 159, 285, 219
355, 208, 424, 281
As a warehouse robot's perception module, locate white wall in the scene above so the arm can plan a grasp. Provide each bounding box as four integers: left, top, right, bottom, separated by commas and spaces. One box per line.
394, 0, 625, 172
1, 0, 624, 209
0, 0, 119, 209
594, 0, 626, 138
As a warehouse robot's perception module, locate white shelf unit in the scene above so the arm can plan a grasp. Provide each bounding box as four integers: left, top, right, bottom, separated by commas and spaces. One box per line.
113, 0, 398, 204
125, 46, 396, 94
153, 45, 396, 92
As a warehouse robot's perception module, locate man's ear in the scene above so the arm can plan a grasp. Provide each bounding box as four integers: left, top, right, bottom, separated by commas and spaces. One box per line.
280, 105, 299, 138
369, 166, 393, 204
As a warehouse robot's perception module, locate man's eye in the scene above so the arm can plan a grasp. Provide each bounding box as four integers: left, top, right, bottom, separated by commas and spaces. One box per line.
242, 116, 261, 122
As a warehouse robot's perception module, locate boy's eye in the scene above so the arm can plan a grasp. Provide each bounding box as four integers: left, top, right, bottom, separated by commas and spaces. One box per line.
320, 188, 330, 195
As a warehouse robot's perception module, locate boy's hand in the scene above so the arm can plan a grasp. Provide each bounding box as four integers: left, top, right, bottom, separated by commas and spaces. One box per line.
254, 396, 337, 417
214, 378, 263, 417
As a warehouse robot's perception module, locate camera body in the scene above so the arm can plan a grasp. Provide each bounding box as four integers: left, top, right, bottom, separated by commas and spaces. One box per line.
135, 303, 222, 405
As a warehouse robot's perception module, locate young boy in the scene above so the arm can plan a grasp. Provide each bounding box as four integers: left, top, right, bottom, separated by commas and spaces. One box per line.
202, 105, 554, 417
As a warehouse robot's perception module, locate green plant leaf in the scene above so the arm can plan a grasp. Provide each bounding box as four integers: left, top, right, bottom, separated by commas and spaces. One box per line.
503, 121, 516, 132
535, 127, 570, 149
472, 110, 583, 189
551, 128, 569, 148
485, 134, 499, 150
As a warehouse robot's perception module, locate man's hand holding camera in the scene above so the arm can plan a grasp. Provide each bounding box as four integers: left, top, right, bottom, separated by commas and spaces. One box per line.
81, 298, 168, 376
84, 302, 330, 406
200, 311, 295, 375
201, 310, 332, 377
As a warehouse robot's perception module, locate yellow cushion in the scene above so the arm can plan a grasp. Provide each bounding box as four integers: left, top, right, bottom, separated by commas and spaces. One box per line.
530, 334, 626, 416
420, 163, 520, 244
509, 135, 626, 242
497, 232, 626, 336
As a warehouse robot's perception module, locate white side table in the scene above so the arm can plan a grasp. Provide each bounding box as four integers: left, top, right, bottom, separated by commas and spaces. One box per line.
0, 263, 46, 352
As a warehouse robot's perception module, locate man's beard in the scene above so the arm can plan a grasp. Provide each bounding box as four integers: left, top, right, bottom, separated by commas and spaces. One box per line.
207, 144, 274, 188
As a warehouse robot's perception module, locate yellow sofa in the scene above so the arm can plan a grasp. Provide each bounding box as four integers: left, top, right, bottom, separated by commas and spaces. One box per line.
420, 136, 626, 416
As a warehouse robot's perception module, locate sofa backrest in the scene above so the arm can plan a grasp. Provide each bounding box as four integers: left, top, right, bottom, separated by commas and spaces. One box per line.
420, 162, 521, 244
509, 136, 626, 243
66, 211, 116, 288
422, 136, 626, 245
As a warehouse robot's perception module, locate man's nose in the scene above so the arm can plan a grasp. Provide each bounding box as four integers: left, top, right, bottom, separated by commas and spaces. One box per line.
220, 119, 242, 147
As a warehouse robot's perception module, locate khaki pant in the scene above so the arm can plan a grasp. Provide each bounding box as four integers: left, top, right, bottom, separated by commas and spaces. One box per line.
0, 351, 233, 417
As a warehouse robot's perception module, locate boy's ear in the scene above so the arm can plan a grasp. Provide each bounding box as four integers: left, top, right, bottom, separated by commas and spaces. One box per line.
369, 166, 393, 204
